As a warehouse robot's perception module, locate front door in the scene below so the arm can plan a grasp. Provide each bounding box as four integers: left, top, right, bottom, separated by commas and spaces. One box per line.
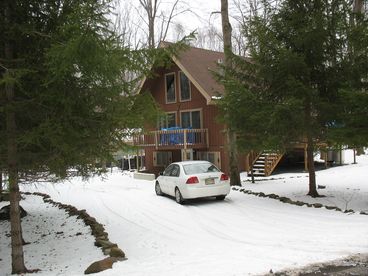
181, 149, 193, 161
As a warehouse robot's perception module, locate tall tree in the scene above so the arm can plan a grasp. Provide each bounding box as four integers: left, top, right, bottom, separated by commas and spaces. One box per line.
220, 0, 241, 186
138, 0, 190, 48
0, 0, 185, 272
221, 0, 368, 196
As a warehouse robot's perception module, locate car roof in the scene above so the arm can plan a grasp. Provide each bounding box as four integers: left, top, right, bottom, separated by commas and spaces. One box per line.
172, 160, 211, 166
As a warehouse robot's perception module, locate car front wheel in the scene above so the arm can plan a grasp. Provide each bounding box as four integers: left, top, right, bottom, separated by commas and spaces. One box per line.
175, 188, 184, 204
155, 181, 163, 196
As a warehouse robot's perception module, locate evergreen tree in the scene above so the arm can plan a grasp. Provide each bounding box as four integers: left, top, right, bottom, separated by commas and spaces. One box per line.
221, 0, 368, 196
0, 0, 187, 272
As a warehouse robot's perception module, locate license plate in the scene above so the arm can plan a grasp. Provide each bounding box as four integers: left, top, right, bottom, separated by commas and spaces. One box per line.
205, 178, 215, 185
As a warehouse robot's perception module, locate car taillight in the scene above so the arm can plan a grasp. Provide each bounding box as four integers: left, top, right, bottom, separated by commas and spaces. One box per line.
186, 176, 199, 184
220, 174, 229, 181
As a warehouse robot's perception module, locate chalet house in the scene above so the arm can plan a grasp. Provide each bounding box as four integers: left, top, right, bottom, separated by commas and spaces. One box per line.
135, 43, 260, 176
134, 43, 330, 176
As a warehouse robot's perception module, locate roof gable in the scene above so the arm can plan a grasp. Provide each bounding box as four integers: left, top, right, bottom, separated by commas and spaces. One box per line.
158, 42, 225, 104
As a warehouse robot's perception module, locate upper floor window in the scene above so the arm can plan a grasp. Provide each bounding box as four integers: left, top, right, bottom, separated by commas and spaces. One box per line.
158, 112, 176, 129
165, 73, 176, 103
181, 110, 201, 129
179, 71, 191, 101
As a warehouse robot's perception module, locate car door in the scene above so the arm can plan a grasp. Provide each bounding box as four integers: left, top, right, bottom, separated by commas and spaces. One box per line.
160, 164, 174, 193
167, 164, 180, 196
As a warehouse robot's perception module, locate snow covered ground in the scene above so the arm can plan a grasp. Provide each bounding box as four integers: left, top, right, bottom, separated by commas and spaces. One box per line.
241, 149, 368, 212
1, 150, 367, 275
0, 195, 103, 275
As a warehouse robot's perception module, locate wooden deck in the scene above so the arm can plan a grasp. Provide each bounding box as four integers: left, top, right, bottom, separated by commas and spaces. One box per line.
133, 128, 209, 150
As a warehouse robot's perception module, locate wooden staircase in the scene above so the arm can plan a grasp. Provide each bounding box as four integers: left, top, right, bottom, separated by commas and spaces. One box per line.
251, 151, 284, 177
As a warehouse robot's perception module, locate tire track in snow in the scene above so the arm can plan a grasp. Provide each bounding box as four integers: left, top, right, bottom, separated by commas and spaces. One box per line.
98, 195, 151, 231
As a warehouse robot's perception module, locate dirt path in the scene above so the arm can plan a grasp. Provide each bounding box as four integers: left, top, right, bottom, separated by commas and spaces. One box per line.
268, 253, 368, 275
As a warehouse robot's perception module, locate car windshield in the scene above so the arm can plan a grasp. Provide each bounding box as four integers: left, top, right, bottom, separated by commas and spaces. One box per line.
183, 163, 220, 175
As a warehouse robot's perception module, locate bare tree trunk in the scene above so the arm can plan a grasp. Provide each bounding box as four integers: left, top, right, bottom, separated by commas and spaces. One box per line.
4, 2, 28, 273
0, 171, 3, 195
306, 135, 318, 197
353, 148, 357, 164
353, 0, 364, 13
304, 99, 318, 197
139, 0, 158, 48
221, 0, 241, 186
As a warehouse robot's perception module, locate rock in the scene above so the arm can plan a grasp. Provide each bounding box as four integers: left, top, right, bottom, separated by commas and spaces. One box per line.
268, 194, 279, 199
95, 239, 117, 249
313, 203, 323, 208
103, 248, 111, 256
84, 217, 97, 226
109, 247, 125, 258
325, 205, 336, 210
91, 224, 105, 236
0, 205, 28, 220
84, 257, 118, 274
295, 201, 305, 206
279, 197, 293, 204
317, 185, 326, 189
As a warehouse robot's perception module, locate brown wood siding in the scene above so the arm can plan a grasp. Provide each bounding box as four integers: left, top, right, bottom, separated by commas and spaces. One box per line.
141, 63, 249, 175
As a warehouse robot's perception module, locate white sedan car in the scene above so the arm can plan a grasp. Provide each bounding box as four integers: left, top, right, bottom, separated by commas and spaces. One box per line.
155, 161, 231, 204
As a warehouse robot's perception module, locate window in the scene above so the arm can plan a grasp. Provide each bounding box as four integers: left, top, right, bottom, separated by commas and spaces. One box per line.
179, 71, 191, 101
154, 151, 172, 167
181, 110, 201, 129
197, 151, 221, 169
170, 165, 180, 177
183, 162, 220, 175
158, 112, 176, 129
163, 164, 174, 176
165, 73, 176, 103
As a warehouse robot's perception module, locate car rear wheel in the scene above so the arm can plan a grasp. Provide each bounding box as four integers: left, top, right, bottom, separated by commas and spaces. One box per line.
175, 188, 184, 204
216, 195, 226, 200
155, 181, 163, 196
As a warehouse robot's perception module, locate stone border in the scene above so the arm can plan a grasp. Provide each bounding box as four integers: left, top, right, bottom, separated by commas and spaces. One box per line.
22, 192, 126, 274
232, 187, 368, 216
243, 175, 308, 182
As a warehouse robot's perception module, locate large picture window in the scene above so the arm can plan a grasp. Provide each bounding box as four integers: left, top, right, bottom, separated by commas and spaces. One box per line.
154, 151, 172, 167
165, 73, 176, 103
179, 71, 191, 101
181, 110, 201, 129
158, 112, 176, 129
197, 151, 221, 169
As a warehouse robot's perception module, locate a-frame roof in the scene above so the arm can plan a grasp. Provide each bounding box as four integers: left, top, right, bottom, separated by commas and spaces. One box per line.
142, 42, 225, 105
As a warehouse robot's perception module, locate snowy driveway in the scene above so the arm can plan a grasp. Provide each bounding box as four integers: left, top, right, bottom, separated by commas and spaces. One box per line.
22, 173, 368, 276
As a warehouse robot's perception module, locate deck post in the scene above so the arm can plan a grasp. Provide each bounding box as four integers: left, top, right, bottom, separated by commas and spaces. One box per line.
154, 132, 158, 150
184, 129, 187, 150
183, 129, 187, 161
206, 129, 209, 148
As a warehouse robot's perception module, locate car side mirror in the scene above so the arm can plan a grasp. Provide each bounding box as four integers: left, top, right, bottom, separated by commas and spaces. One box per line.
159, 172, 163, 176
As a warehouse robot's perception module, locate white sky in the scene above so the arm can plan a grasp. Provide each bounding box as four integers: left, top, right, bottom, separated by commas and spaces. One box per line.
173, 1, 222, 32
115, 0, 242, 45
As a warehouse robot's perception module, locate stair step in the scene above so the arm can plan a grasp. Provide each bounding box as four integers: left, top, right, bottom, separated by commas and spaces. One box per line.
252, 151, 284, 178
253, 173, 265, 176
